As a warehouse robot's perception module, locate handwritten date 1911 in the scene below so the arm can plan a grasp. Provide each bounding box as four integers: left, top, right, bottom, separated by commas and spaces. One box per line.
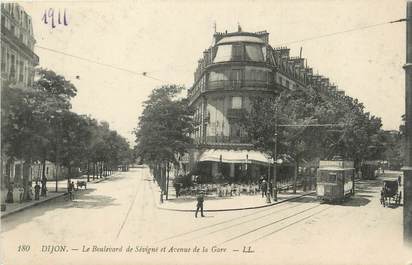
42, 8, 68, 28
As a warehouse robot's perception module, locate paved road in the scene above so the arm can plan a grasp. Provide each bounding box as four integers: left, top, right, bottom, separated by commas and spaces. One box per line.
1, 168, 410, 265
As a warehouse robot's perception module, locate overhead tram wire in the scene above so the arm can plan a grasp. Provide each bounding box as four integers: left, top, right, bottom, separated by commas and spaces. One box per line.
35, 45, 169, 83
275, 18, 407, 47
35, 18, 406, 84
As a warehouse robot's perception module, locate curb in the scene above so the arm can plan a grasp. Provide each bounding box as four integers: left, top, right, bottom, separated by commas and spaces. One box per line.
1, 192, 67, 219
155, 190, 316, 212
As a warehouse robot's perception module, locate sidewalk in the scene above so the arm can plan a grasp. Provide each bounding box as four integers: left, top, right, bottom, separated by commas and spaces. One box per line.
149, 180, 315, 212
1, 191, 66, 218
1, 173, 115, 219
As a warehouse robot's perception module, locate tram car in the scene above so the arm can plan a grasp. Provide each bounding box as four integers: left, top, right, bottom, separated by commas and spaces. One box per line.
360, 160, 380, 180
316, 160, 355, 202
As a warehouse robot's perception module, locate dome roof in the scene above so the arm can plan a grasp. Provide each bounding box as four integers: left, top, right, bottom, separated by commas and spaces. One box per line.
217, 35, 265, 45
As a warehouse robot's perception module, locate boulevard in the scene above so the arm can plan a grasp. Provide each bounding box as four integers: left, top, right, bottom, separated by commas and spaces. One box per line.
1, 168, 409, 265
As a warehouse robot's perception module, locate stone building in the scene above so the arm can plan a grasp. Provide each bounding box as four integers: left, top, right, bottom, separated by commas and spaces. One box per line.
187, 28, 344, 182
1, 2, 38, 87
1, 3, 40, 203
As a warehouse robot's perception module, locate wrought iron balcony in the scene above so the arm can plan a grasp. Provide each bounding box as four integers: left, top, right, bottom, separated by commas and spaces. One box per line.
206, 80, 275, 91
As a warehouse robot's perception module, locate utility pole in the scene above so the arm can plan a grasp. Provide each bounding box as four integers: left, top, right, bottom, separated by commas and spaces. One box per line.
266, 158, 271, 203
403, 0, 412, 247
273, 130, 278, 201
273, 107, 278, 201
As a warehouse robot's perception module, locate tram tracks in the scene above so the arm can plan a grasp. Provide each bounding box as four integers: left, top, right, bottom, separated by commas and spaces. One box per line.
216, 203, 328, 245
156, 195, 318, 244
115, 171, 146, 239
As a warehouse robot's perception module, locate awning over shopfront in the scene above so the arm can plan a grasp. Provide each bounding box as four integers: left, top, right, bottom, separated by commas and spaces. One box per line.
198, 149, 271, 165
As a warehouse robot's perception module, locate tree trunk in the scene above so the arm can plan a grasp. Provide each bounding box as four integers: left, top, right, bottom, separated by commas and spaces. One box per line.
5, 158, 14, 203
41, 158, 47, 196
68, 166, 72, 192
22, 161, 31, 201
293, 160, 299, 194
166, 162, 170, 200
87, 162, 90, 182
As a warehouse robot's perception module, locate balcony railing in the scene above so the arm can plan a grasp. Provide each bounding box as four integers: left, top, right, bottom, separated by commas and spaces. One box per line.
207, 80, 274, 91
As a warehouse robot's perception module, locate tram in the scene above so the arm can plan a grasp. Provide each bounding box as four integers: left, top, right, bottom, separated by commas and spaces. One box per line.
316, 160, 355, 202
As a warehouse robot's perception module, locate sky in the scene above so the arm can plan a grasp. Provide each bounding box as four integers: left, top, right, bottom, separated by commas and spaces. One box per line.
19, 0, 406, 145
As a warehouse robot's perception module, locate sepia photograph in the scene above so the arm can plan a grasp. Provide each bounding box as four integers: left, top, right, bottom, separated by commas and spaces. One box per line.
0, 0, 412, 264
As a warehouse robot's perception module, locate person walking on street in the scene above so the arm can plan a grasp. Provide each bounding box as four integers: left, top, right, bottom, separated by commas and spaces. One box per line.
68, 181, 75, 200
268, 181, 273, 198
174, 180, 181, 198
34, 182, 40, 200
398, 175, 402, 187
41, 177, 48, 197
195, 190, 205, 218
261, 180, 267, 198
18, 185, 24, 203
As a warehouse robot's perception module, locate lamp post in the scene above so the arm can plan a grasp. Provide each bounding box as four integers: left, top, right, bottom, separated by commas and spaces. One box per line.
403, 1, 412, 247
52, 109, 63, 193
266, 158, 272, 203
273, 131, 278, 201
273, 106, 278, 201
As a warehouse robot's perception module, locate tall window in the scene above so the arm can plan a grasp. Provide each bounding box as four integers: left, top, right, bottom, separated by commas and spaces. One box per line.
245, 44, 264, 62
232, 96, 242, 109
10, 54, 15, 79
232, 44, 243, 61
19, 60, 24, 82
1, 47, 5, 73
213, 45, 232, 62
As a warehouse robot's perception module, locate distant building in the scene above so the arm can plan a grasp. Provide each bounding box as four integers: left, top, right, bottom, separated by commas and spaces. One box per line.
187, 28, 344, 182
1, 2, 39, 87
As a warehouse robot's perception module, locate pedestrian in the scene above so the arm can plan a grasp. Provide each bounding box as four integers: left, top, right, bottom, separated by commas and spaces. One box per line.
41, 177, 48, 197
259, 176, 264, 185
71, 181, 76, 195
195, 190, 205, 218
268, 181, 273, 198
68, 181, 74, 200
173, 180, 181, 198
398, 175, 402, 187
18, 185, 24, 203
34, 182, 40, 200
261, 180, 267, 198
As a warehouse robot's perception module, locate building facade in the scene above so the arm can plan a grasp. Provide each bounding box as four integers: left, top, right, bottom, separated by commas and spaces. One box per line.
1, 2, 38, 88
187, 28, 344, 182
1, 3, 39, 203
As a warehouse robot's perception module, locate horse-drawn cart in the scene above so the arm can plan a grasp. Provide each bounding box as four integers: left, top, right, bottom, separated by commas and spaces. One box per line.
380, 179, 402, 207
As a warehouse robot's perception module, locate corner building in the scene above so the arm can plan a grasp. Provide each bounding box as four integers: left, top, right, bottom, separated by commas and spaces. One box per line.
187, 28, 343, 182
1, 3, 38, 87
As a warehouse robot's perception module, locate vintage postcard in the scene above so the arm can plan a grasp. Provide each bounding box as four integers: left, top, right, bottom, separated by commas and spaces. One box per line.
1, 0, 412, 264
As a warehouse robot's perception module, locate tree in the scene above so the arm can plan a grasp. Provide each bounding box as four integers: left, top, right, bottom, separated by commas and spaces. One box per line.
243, 86, 385, 192
134, 85, 194, 195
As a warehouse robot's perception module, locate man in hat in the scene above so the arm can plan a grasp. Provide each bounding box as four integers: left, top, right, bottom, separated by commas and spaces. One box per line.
195, 190, 205, 218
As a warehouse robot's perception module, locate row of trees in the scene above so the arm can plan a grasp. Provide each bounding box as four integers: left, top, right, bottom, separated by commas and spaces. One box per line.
135, 83, 401, 195
244, 86, 386, 171
1, 68, 133, 201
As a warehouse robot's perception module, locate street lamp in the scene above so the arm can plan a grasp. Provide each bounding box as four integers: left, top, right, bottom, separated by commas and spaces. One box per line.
273, 131, 278, 201
266, 157, 273, 203
51, 109, 63, 193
